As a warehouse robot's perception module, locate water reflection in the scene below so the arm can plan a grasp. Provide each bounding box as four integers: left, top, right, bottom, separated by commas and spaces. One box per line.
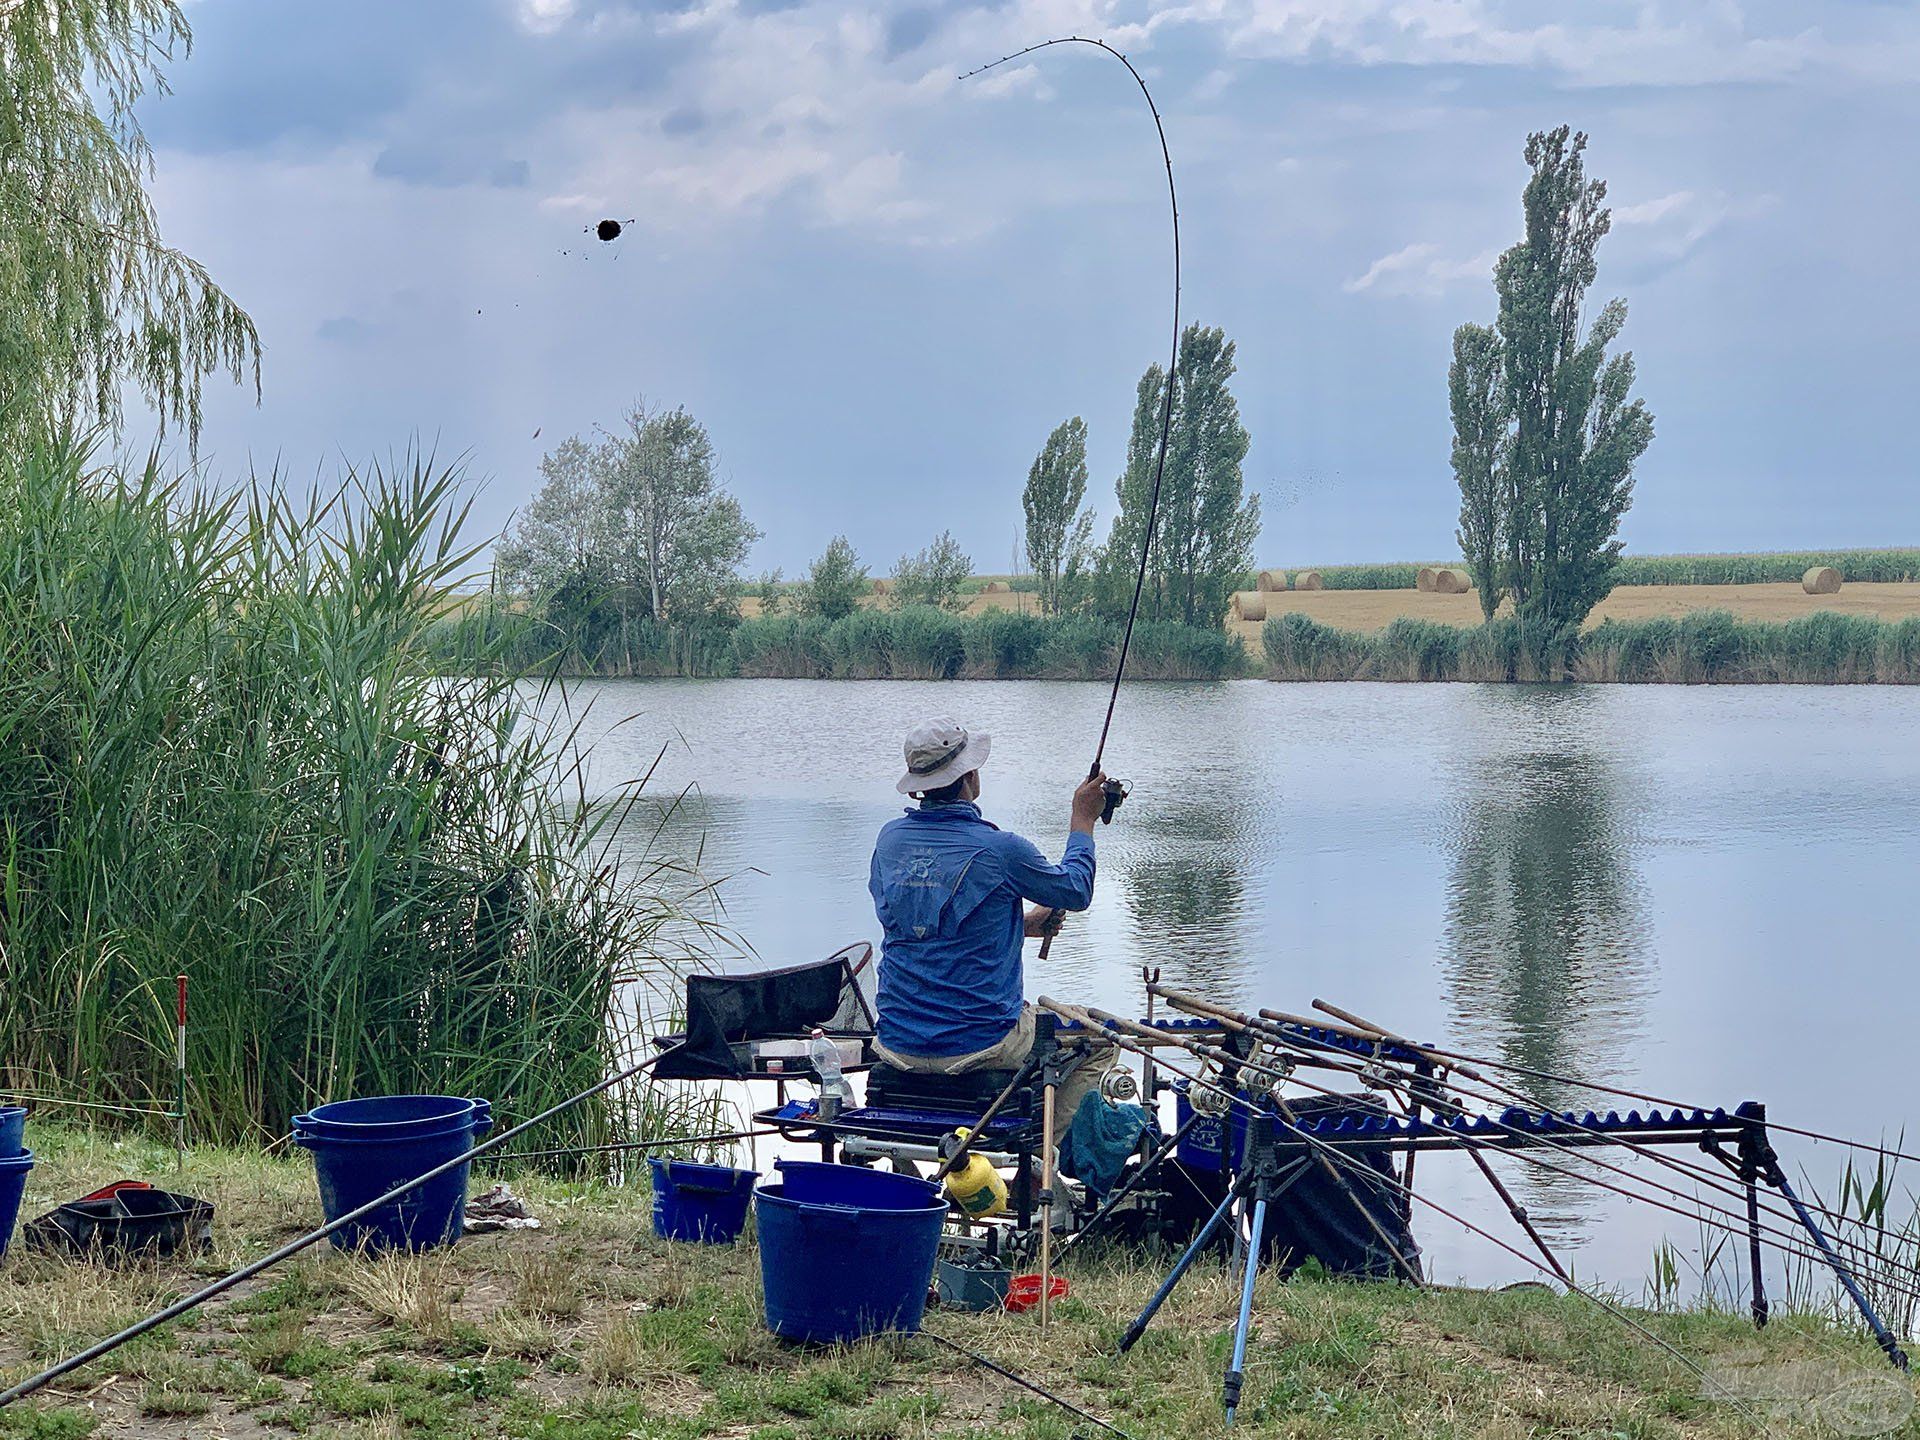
1439, 687, 1658, 1235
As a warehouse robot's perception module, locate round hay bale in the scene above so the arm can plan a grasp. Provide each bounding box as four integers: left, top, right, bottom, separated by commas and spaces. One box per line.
983, 580, 1011, 594
1230, 591, 1268, 622
1802, 566, 1842, 595
1294, 570, 1325, 591
871, 578, 890, 595
1415, 566, 1438, 593
1256, 569, 1287, 592
1434, 567, 1473, 595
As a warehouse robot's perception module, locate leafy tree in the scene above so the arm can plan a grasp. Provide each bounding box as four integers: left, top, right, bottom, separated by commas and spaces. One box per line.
496, 437, 606, 597
1487, 127, 1653, 633
601, 404, 758, 624
1, 0, 259, 445
497, 405, 759, 640
889, 531, 973, 612
752, 568, 785, 616
1449, 323, 1507, 622
793, 536, 868, 620
1022, 418, 1094, 615
1095, 324, 1260, 629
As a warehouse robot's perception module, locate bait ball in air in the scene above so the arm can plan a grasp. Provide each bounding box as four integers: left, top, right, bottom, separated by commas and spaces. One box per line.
595, 219, 623, 242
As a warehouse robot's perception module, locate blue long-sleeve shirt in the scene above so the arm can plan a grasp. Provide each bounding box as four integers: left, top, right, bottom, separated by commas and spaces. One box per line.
869, 800, 1096, 1057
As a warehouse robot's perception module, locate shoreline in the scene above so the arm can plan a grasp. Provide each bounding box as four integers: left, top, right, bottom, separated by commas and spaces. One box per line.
4, 1128, 1907, 1439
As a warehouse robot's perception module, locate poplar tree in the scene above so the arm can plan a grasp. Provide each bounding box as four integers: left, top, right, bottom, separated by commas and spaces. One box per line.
1491, 127, 1652, 632
1449, 323, 1507, 622
1021, 417, 1093, 616
1097, 324, 1260, 628
1, 0, 259, 444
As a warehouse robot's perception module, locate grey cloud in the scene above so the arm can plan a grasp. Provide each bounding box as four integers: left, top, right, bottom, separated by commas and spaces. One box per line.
885, 8, 940, 59
661, 107, 706, 136
316, 315, 375, 344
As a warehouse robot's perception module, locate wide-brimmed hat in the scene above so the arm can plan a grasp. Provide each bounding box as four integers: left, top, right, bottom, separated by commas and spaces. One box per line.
896, 717, 992, 795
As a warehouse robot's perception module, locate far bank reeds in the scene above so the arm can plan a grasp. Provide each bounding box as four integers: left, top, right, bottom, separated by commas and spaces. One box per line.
463, 603, 1249, 682
1262, 610, 1920, 684
0, 432, 710, 1146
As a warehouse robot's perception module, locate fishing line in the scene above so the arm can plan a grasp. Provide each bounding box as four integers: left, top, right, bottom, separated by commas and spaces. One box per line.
962, 35, 1178, 783
502, 1127, 781, 1164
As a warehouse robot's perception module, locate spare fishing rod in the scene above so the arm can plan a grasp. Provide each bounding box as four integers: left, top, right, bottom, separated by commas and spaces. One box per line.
962, 37, 1176, 959
1297, 999, 1920, 1171
1041, 1004, 1770, 1424
1165, 987, 1920, 1301
0, 1044, 689, 1410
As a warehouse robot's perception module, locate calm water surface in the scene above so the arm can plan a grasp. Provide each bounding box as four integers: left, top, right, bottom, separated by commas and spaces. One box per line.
549, 678, 1920, 1291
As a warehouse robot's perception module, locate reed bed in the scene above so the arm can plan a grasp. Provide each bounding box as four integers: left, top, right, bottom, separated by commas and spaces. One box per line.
503, 606, 1251, 682
0, 432, 712, 1148
1262, 610, 1920, 684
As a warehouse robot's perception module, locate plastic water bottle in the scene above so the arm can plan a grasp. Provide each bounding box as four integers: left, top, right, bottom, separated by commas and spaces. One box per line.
809, 1029, 849, 1120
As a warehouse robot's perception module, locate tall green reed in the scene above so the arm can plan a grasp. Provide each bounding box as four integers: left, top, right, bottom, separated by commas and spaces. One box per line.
0, 431, 711, 1149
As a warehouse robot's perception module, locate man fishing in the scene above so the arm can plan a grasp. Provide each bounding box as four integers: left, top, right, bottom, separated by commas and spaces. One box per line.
869, 717, 1114, 1120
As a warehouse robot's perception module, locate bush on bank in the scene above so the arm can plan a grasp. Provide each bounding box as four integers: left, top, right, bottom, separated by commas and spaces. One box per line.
1262, 609, 1920, 683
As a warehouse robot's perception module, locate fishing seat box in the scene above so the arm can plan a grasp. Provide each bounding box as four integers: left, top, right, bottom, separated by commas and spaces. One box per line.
863, 1064, 1038, 1122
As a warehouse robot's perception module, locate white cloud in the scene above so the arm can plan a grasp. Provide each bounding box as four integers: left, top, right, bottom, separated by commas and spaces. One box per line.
1218, 0, 1837, 87
1611, 187, 1775, 263
1343, 240, 1497, 297
515, 0, 576, 36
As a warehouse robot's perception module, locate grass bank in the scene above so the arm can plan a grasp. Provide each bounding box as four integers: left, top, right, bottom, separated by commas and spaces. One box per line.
5, 1128, 1913, 1440
458, 605, 1250, 682
0, 433, 705, 1147
1262, 611, 1920, 683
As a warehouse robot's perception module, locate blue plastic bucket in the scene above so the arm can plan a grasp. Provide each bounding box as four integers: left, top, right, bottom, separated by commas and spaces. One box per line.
0, 1149, 34, 1259
292, 1097, 491, 1252
294, 1096, 490, 1140
0, 1106, 24, 1160
756, 1162, 948, 1344
649, 1158, 758, 1244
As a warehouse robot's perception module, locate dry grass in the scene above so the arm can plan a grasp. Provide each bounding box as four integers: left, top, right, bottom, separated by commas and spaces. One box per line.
1229, 580, 1920, 642
4, 1128, 1917, 1439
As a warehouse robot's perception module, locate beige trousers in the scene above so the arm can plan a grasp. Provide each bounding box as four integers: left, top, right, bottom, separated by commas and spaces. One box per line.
872, 1003, 1116, 1127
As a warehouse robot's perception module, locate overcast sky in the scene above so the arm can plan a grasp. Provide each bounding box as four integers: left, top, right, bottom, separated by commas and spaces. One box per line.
141, 0, 1920, 572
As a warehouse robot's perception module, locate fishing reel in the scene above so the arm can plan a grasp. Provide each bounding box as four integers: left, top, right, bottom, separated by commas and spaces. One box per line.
1099, 777, 1132, 824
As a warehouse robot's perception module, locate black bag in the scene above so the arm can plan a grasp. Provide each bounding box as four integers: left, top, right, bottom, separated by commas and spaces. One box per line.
653, 942, 877, 1080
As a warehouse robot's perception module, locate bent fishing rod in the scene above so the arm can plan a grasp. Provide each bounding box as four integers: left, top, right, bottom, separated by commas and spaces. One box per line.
962, 37, 1178, 959
0, 1045, 688, 1410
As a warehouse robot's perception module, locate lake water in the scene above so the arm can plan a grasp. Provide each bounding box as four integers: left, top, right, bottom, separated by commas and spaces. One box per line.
550, 677, 1920, 1292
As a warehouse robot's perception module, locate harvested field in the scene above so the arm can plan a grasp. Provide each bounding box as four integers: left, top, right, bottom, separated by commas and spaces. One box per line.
1230, 581, 1920, 645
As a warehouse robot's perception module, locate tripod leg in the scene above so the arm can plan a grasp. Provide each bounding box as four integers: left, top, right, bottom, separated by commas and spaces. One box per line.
1039, 1072, 1057, 1331
1224, 1197, 1268, 1425
1118, 1183, 1239, 1353
1773, 1172, 1907, 1370
1745, 1166, 1769, 1329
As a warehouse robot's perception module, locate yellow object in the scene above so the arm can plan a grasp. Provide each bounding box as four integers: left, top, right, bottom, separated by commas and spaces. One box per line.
941, 1128, 1008, 1217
